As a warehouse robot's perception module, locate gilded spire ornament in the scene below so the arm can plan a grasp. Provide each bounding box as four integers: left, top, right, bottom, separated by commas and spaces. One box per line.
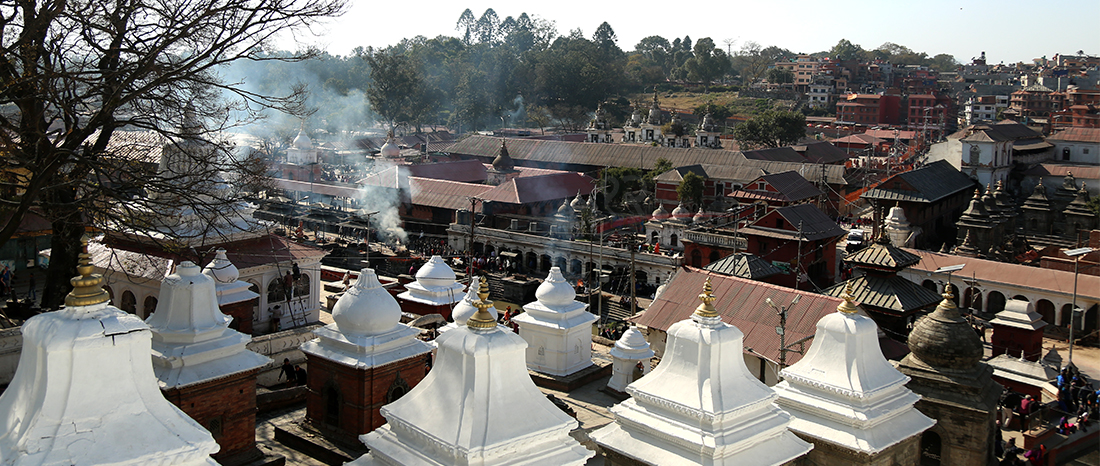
466, 277, 497, 329
693, 278, 719, 318
65, 235, 110, 307
837, 281, 859, 314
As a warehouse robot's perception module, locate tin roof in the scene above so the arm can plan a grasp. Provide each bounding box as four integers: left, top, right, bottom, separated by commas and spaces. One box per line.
822, 275, 941, 316
845, 242, 922, 270
447, 135, 743, 170
732, 171, 824, 203
633, 267, 844, 365
704, 253, 784, 280
654, 162, 847, 186
408, 177, 493, 211
1047, 127, 1100, 144
479, 172, 595, 205
904, 248, 1100, 297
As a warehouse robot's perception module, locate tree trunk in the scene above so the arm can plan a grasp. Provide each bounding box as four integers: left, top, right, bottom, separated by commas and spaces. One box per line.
40, 202, 84, 310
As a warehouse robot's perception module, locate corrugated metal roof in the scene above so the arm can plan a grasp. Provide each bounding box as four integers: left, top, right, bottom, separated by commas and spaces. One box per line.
844, 242, 922, 270
796, 141, 853, 164
479, 172, 595, 205
633, 267, 844, 365
1023, 163, 1100, 180
823, 275, 941, 316
1047, 127, 1100, 144
654, 162, 847, 186
406, 159, 487, 183
704, 253, 784, 279
772, 204, 847, 241
409, 177, 493, 211
741, 147, 805, 163
862, 160, 976, 204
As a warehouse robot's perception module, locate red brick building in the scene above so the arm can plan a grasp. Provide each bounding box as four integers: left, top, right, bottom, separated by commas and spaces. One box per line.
736, 204, 845, 290
836, 94, 901, 126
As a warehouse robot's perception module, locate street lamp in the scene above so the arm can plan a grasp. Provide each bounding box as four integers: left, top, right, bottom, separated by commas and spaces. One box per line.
360, 210, 379, 266
1064, 246, 1094, 368
766, 294, 801, 368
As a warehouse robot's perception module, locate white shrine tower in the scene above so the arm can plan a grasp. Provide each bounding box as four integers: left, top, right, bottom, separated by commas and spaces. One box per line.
396, 255, 465, 320
773, 284, 935, 465
591, 279, 813, 466
512, 267, 598, 376
286, 127, 317, 165
438, 276, 496, 334
605, 326, 655, 394
0, 237, 220, 465
351, 280, 594, 465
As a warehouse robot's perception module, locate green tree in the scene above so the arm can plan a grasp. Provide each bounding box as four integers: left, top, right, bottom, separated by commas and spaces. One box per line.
829, 39, 864, 60
681, 37, 731, 91
733, 110, 807, 149
694, 102, 732, 122
364, 48, 438, 131
677, 172, 705, 208
734, 41, 772, 83
643, 158, 674, 192
766, 67, 795, 84
592, 22, 618, 50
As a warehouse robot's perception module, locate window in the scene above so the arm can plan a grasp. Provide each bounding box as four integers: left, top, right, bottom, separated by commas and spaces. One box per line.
758, 241, 768, 254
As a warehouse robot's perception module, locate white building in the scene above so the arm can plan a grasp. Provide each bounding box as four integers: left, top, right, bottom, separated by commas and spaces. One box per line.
925, 120, 1043, 186
773, 285, 935, 464
513, 267, 598, 377
351, 281, 593, 466
962, 95, 1008, 125
606, 326, 654, 393
591, 279, 813, 465
1047, 127, 1100, 164
0, 240, 219, 465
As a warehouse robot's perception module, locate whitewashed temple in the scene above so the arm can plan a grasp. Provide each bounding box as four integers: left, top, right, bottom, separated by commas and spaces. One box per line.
512, 266, 598, 377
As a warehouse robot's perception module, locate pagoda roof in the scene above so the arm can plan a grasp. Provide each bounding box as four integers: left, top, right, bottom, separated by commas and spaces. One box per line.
704, 253, 784, 280
844, 242, 922, 270
823, 275, 942, 317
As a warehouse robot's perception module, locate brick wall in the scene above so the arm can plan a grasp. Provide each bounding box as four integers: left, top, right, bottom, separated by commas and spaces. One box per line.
161, 368, 260, 460
304, 352, 430, 440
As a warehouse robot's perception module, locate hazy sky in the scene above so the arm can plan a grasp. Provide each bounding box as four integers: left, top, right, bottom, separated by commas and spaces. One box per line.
286, 0, 1097, 65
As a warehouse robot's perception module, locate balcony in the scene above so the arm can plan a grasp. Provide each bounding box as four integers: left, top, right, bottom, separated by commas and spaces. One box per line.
683, 230, 747, 250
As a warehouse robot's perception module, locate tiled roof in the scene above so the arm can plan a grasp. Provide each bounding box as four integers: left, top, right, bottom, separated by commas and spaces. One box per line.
731, 171, 823, 203
446, 135, 743, 170
862, 160, 976, 204
741, 147, 805, 163
98, 130, 168, 164
775, 204, 846, 241
793, 141, 852, 164
633, 267, 845, 365
479, 172, 596, 205
1023, 163, 1100, 180
653, 162, 848, 186
822, 275, 941, 316
948, 120, 1042, 142
704, 253, 784, 280
845, 242, 922, 270
404, 159, 487, 182
903, 249, 1100, 297
1047, 127, 1100, 144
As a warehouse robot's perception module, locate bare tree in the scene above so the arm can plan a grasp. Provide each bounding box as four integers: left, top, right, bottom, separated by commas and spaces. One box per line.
0, 0, 346, 309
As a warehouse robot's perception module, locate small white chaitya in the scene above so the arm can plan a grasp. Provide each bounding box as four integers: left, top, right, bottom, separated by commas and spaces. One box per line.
396, 255, 464, 309
0, 238, 219, 465
773, 284, 934, 463
606, 326, 655, 393
438, 277, 495, 334
591, 279, 812, 466
884, 205, 918, 248
202, 248, 260, 310
350, 280, 594, 465
512, 267, 598, 376
301, 268, 431, 370
148, 261, 270, 388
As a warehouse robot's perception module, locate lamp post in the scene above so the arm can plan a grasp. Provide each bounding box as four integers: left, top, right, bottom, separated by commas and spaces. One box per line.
360, 210, 379, 267
1064, 246, 1094, 368
766, 294, 802, 368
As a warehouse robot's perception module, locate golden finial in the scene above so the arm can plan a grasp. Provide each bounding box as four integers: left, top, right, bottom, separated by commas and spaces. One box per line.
939, 286, 957, 310
693, 278, 719, 318
837, 281, 859, 314
466, 277, 497, 329
65, 235, 110, 307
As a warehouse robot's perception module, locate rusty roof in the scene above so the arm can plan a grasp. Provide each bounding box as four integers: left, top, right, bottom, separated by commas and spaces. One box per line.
633, 267, 845, 365
1047, 127, 1100, 144
408, 177, 493, 211
1023, 163, 1100, 180
406, 159, 487, 182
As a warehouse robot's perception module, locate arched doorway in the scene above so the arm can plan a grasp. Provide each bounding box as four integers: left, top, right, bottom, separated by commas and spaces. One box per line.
922, 280, 938, 293
268, 278, 287, 304
691, 250, 702, 268
650, 231, 658, 244
293, 272, 310, 299
1012, 295, 1029, 302
987, 291, 1007, 315
669, 233, 678, 248
708, 250, 720, 265
570, 259, 582, 275
1085, 304, 1099, 334
525, 252, 538, 271
143, 296, 158, 319
539, 254, 551, 272
920, 430, 942, 466
1036, 299, 1055, 325
121, 290, 137, 315
963, 287, 979, 310
555, 256, 567, 271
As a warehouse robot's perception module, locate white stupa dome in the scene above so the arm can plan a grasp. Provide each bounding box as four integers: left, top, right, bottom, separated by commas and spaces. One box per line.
651, 204, 669, 221
332, 268, 401, 336
670, 202, 691, 222
452, 277, 495, 325
616, 327, 649, 351
380, 138, 400, 158
570, 192, 584, 209
693, 207, 706, 224
292, 129, 312, 150
535, 267, 576, 308
202, 248, 239, 284
415, 255, 457, 289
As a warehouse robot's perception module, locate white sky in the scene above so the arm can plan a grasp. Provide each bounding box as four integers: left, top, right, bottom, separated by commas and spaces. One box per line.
286, 0, 1099, 65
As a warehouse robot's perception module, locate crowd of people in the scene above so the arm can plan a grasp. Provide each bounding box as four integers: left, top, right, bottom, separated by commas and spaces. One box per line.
994, 365, 1097, 465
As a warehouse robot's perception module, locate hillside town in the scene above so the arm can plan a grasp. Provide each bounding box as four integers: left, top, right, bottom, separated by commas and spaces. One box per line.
0, 4, 1098, 466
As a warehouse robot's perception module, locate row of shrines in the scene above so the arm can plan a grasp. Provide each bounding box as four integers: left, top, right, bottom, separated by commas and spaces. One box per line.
0, 231, 1007, 466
